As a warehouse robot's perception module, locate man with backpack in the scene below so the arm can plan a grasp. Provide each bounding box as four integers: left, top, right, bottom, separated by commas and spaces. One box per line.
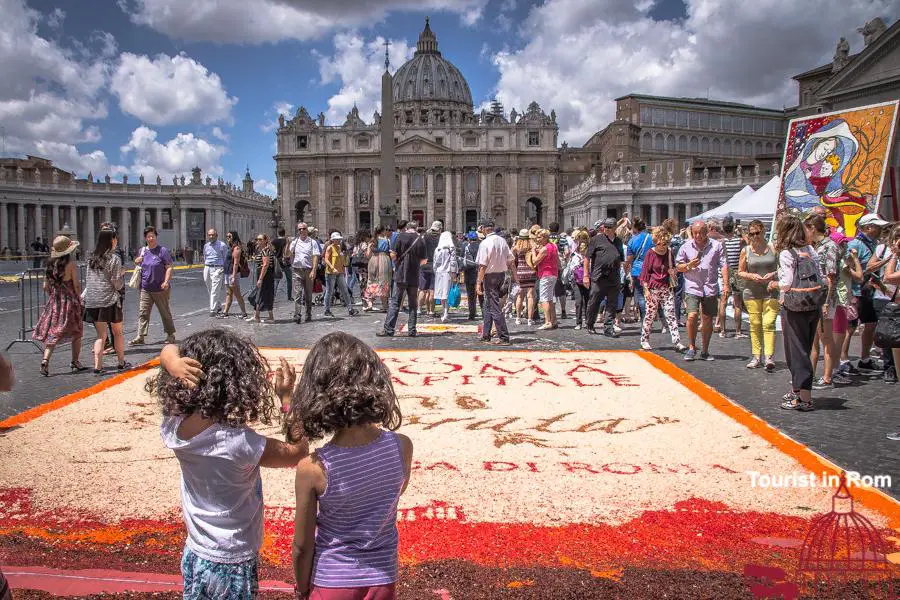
459, 231, 482, 320
586, 218, 623, 337
847, 214, 892, 376
378, 220, 427, 337
286, 222, 320, 324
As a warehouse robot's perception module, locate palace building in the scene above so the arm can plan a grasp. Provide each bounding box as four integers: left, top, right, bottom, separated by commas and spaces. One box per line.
274, 19, 560, 236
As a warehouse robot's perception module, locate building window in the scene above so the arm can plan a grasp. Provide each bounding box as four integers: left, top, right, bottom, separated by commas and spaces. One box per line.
528, 171, 540, 191
411, 170, 424, 192
776, 142, 783, 154
690, 136, 699, 152
332, 175, 341, 194
665, 110, 676, 127
667, 161, 674, 173
722, 115, 732, 132
652, 108, 664, 125
435, 173, 445, 192
435, 136, 444, 146
743, 117, 752, 133
358, 171, 371, 194
357, 137, 370, 149
677, 111, 688, 128
701, 137, 710, 153
666, 135, 675, 151
744, 140, 753, 156
640, 107, 651, 124
712, 138, 721, 154
755, 141, 763, 155
710, 114, 721, 131
298, 172, 309, 194
332, 138, 341, 150
689, 112, 699, 128
683, 160, 690, 172
699, 112, 709, 129
640, 165, 646, 174
678, 135, 688, 151
755, 119, 764, 135
654, 133, 664, 150
528, 131, 540, 146
765, 141, 773, 153
464, 136, 478, 147
724, 139, 732, 155
494, 136, 504, 148
465, 172, 477, 193
296, 135, 308, 150
641, 132, 651, 150
494, 173, 504, 191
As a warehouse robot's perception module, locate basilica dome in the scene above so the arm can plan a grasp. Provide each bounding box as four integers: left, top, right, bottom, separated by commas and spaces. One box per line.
392, 19, 473, 112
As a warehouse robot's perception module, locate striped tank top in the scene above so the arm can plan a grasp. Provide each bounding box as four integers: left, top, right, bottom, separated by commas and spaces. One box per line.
313, 430, 405, 588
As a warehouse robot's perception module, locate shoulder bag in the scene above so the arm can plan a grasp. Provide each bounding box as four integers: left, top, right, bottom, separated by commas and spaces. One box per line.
874, 284, 900, 348
128, 249, 144, 289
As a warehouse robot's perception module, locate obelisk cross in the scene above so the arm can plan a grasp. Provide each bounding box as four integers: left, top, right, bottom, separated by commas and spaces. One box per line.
383, 39, 391, 70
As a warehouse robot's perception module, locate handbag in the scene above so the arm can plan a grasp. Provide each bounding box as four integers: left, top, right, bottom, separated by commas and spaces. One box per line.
127, 249, 144, 289
667, 249, 677, 289
247, 286, 259, 309
448, 283, 461, 308
874, 286, 900, 348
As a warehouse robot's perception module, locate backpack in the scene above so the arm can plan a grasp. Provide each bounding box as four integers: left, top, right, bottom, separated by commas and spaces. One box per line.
552, 235, 568, 276
238, 248, 250, 278
783, 248, 827, 312
590, 234, 620, 278
562, 253, 583, 284
461, 241, 478, 269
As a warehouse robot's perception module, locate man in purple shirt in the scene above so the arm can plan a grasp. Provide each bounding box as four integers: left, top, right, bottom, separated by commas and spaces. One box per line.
676, 220, 728, 361
130, 226, 176, 345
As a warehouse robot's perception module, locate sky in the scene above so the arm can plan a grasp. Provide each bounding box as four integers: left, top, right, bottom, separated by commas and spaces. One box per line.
0, 0, 896, 198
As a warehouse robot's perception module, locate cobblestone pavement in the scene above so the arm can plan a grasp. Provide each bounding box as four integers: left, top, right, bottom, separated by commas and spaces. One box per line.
2, 267, 897, 499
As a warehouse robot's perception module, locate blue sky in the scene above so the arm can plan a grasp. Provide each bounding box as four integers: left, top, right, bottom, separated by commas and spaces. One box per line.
1, 0, 895, 197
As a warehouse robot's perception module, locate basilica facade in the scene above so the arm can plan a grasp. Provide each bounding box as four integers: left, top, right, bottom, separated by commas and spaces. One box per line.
274, 19, 560, 237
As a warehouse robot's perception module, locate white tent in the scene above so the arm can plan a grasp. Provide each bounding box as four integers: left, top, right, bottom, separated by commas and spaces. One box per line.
688, 176, 781, 223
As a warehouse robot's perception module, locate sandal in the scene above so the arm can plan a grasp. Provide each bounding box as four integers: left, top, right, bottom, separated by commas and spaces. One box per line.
40, 360, 49, 377
117, 361, 132, 371
70, 361, 88, 373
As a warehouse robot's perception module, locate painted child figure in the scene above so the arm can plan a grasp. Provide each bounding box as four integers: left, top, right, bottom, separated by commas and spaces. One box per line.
289, 332, 414, 600
150, 330, 309, 599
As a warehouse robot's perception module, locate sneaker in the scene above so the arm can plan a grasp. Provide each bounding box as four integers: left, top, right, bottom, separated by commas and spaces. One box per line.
699, 351, 715, 361
294, 317, 303, 324
839, 361, 861, 376
585, 327, 597, 335
746, 357, 761, 369
324, 310, 334, 317
734, 332, 748, 339
408, 331, 417, 338
674, 343, 687, 353
885, 366, 898, 384
348, 309, 358, 316
613, 324, 623, 334
831, 372, 852, 385
857, 358, 881, 372
574, 324, 582, 330
603, 327, 619, 338
537, 323, 553, 331
764, 357, 776, 372
164, 334, 176, 344
515, 317, 521, 325
129, 337, 145, 346
640, 341, 653, 351
887, 431, 900, 441
527, 320, 535, 327
375, 329, 394, 337
812, 377, 834, 390
718, 331, 730, 339
684, 349, 697, 361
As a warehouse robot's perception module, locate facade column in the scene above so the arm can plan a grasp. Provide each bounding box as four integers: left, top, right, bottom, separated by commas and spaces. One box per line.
444, 170, 453, 233
85, 205, 95, 251
138, 207, 147, 234
103, 206, 111, 226
34, 203, 44, 244
508, 169, 519, 229
155, 207, 163, 233
68, 203, 76, 231
121, 208, 131, 257
454, 170, 463, 233
545, 169, 557, 225
426, 168, 435, 228
372, 169, 381, 227
651, 204, 660, 227
51, 203, 60, 237
400, 168, 409, 223
480, 169, 489, 221
600, 203, 608, 222
346, 169, 356, 237
317, 171, 328, 233
0, 203, 6, 250
16, 204, 25, 252
180, 208, 188, 252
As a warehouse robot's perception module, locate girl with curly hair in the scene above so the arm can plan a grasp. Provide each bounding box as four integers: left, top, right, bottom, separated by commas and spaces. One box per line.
148, 329, 308, 599
289, 332, 413, 600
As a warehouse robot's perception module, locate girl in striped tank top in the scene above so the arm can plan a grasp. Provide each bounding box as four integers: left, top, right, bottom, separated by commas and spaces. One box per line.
289, 332, 413, 600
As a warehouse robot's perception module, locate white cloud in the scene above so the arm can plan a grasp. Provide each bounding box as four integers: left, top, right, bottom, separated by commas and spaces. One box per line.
211, 126, 230, 142
261, 101, 294, 132
119, 126, 227, 179
117, 0, 488, 44
315, 33, 414, 125
255, 178, 277, 196
46, 7, 65, 29
111, 52, 237, 126
489, 0, 900, 145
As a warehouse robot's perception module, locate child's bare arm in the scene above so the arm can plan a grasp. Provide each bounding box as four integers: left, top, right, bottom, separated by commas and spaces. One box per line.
397, 433, 414, 495
292, 456, 324, 598
159, 344, 204, 388
259, 357, 310, 468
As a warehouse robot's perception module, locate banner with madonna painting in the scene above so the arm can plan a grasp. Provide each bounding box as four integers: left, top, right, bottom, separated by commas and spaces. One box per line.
776, 100, 899, 237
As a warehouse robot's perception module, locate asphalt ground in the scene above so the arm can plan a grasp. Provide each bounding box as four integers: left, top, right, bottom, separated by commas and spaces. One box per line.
1, 266, 897, 500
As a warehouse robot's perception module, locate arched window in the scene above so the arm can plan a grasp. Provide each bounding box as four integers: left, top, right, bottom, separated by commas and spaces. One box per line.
465, 172, 477, 193
690, 136, 699, 152
435, 173, 445, 192
775, 142, 783, 154
678, 135, 687, 151
332, 175, 341, 194
723, 139, 732, 156
411, 170, 424, 192
494, 172, 504, 191
666, 135, 675, 151
641, 132, 652, 150
654, 133, 664, 150
744, 141, 753, 156
712, 138, 721, 154
701, 137, 710, 154
755, 141, 763, 156
765, 142, 773, 153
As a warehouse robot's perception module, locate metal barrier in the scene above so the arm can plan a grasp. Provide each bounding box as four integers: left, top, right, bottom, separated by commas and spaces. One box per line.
5, 264, 88, 351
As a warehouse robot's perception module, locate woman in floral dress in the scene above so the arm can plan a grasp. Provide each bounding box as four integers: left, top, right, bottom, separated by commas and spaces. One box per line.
34, 236, 87, 376
364, 226, 392, 311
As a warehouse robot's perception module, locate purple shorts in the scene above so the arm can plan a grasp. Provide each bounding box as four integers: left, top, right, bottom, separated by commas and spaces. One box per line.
309, 583, 396, 600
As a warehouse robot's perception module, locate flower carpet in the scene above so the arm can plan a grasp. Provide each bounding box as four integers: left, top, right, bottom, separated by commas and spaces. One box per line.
0, 350, 897, 598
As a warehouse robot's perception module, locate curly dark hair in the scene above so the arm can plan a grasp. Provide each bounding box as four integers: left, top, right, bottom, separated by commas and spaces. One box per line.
145, 329, 277, 427
290, 331, 400, 440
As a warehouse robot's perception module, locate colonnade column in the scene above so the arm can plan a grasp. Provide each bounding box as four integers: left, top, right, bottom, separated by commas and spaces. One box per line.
180, 208, 188, 252
85, 206, 95, 251
426, 168, 435, 228
15, 204, 25, 252
651, 204, 660, 227
480, 169, 489, 222
34, 204, 44, 244
51, 204, 60, 238
317, 171, 328, 233
400, 169, 409, 223
138, 207, 146, 235
508, 169, 519, 229
121, 208, 131, 256
346, 170, 356, 238
452, 169, 461, 232
0, 203, 6, 249
103, 206, 111, 226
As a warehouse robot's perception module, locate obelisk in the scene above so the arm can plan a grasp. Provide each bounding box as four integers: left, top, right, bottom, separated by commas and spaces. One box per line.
379, 42, 395, 229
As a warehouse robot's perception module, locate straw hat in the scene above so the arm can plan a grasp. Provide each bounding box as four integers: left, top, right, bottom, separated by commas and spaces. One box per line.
517, 228, 531, 240
50, 235, 79, 258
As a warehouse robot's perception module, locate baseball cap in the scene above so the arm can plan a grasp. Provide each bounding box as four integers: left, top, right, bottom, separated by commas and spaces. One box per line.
858, 213, 888, 228
429, 220, 443, 232
603, 217, 617, 229
330, 231, 343, 241
593, 219, 603, 229
478, 218, 494, 229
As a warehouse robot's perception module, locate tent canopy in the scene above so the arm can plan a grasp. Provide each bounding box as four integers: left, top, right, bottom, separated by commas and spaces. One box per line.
687, 176, 780, 224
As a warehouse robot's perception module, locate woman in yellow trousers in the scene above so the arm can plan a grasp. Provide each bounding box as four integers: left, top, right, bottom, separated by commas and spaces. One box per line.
738, 220, 780, 371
